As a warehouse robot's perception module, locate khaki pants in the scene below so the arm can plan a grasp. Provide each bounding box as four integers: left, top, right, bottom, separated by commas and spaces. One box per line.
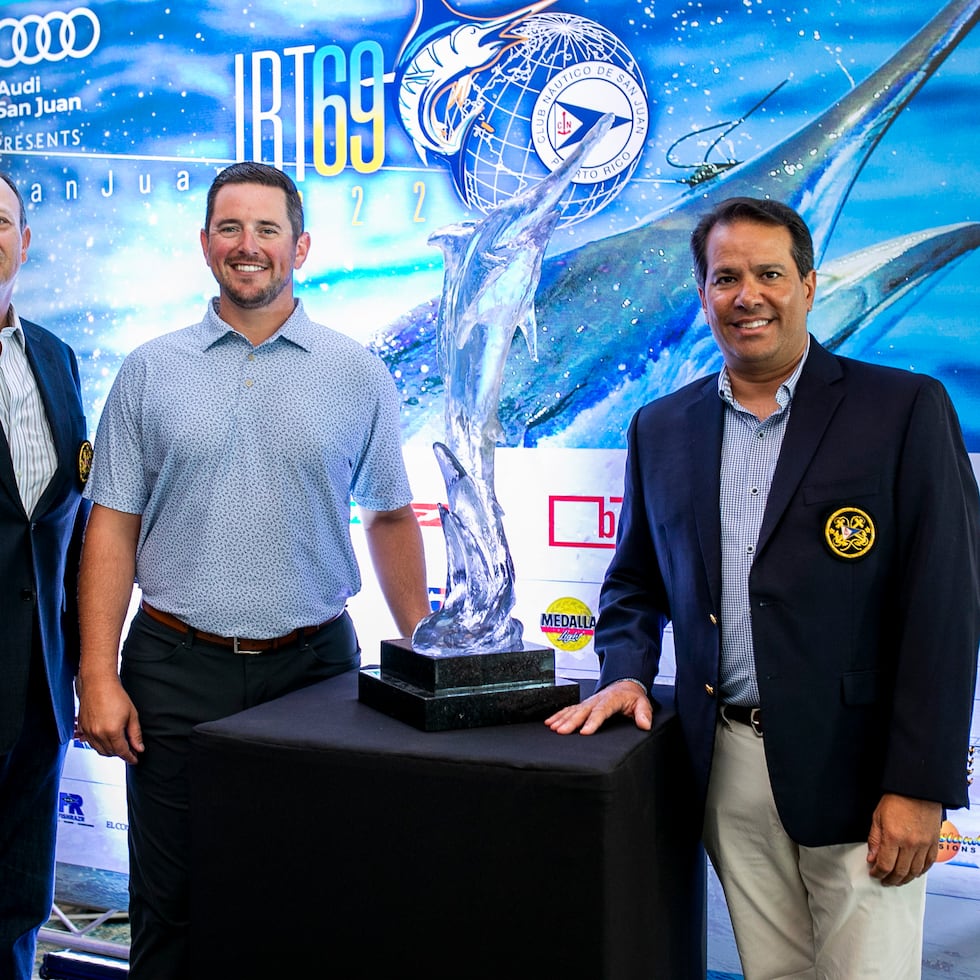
703, 716, 927, 980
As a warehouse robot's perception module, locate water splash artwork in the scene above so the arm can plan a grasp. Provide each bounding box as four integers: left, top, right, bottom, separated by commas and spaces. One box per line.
411, 115, 615, 656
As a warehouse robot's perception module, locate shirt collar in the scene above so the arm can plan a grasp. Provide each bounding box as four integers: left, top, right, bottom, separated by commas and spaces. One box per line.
198, 297, 316, 352
717, 334, 811, 411
0, 305, 26, 350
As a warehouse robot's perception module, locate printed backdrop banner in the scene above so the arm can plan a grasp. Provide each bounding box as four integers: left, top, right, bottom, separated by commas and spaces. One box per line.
1, 0, 976, 902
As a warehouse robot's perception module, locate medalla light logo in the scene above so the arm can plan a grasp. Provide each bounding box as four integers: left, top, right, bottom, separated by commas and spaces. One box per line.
541, 596, 596, 652
0, 8, 101, 68
395, 4, 649, 226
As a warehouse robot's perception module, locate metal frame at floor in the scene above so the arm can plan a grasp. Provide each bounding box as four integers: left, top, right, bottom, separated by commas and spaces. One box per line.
38, 904, 129, 960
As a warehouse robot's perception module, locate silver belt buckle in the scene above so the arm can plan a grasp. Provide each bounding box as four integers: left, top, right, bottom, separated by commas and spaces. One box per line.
232, 636, 262, 655
748, 707, 763, 737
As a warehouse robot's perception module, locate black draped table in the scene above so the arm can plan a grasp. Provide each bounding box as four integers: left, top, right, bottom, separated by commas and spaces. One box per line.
187, 670, 705, 979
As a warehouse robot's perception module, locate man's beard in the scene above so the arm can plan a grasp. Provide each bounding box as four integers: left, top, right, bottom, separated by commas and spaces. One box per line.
221, 271, 290, 310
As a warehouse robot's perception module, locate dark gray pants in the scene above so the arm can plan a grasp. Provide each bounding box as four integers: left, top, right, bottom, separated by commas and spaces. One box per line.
120, 606, 359, 980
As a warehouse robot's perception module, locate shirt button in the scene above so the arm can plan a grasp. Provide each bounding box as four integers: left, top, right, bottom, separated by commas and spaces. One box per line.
247, 353, 256, 361
244, 379, 254, 388
749, 487, 759, 495
746, 544, 755, 555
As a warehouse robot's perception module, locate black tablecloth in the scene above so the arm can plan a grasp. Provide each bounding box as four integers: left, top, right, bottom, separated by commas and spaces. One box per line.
188, 671, 705, 979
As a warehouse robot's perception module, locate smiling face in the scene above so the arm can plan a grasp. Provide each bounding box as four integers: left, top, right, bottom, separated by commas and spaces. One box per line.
200, 181, 310, 323
0, 178, 29, 315
698, 218, 816, 388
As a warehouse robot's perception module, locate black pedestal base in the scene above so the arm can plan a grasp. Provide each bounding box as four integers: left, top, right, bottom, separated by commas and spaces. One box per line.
358, 638, 580, 731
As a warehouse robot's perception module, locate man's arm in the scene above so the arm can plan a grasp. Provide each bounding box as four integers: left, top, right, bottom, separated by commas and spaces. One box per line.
76, 503, 144, 764
866, 379, 979, 885
360, 504, 431, 638
548, 406, 673, 736
883, 380, 980, 804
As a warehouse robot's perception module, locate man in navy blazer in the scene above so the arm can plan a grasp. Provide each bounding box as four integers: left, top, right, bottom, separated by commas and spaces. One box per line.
549, 197, 980, 978
0, 172, 90, 979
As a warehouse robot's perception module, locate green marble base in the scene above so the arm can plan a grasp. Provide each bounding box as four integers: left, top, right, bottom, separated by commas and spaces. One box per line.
358, 638, 580, 731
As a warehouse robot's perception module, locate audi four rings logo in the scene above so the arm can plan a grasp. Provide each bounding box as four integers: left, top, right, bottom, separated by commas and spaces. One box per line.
0, 8, 101, 67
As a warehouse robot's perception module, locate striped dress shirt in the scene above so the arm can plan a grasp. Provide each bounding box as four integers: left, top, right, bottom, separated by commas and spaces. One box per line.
0, 307, 58, 516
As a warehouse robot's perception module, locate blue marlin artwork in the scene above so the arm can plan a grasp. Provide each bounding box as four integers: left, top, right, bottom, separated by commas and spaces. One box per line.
394, 0, 556, 171
373, 0, 980, 450
814, 223, 980, 358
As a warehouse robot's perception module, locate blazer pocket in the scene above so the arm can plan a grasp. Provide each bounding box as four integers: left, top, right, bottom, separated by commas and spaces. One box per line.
841, 668, 880, 706
803, 476, 880, 506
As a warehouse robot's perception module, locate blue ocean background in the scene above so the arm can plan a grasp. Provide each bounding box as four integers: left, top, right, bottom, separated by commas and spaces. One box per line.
0, 0, 977, 447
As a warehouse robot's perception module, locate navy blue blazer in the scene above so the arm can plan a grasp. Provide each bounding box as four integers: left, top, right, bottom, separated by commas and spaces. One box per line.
596, 338, 980, 846
0, 318, 89, 753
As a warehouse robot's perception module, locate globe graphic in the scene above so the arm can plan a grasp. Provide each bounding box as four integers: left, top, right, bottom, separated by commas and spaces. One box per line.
448, 13, 649, 227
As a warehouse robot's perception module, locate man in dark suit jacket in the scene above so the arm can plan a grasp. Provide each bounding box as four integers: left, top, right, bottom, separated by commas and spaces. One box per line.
548, 197, 980, 978
0, 172, 90, 979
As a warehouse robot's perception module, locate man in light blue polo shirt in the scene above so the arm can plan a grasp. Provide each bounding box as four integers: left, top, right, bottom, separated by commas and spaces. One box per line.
76, 162, 432, 980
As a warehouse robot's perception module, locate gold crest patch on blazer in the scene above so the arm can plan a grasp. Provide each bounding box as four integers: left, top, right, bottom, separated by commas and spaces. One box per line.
78, 440, 93, 485
824, 507, 875, 560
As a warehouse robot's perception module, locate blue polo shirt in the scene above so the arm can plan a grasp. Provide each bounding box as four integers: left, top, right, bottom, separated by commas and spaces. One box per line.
85, 298, 413, 638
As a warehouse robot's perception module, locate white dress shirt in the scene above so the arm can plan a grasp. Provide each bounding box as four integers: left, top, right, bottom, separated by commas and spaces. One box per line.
0, 306, 58, 515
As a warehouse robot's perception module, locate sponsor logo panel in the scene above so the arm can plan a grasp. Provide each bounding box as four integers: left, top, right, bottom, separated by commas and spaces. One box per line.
0, 8, 101, 67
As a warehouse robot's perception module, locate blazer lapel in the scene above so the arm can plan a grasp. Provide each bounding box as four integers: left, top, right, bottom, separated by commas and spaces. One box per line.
23, 323, 76, 515
687, 380, 724, 611
756, 340, 844, 557
0, 418, 23, 512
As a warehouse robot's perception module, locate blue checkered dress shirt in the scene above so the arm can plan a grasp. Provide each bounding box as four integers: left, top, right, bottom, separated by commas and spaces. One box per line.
717, 344, 809, 705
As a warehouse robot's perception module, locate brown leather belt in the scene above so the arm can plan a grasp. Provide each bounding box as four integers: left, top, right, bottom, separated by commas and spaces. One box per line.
140, 600, 337, 654
720, 703, 763, 736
